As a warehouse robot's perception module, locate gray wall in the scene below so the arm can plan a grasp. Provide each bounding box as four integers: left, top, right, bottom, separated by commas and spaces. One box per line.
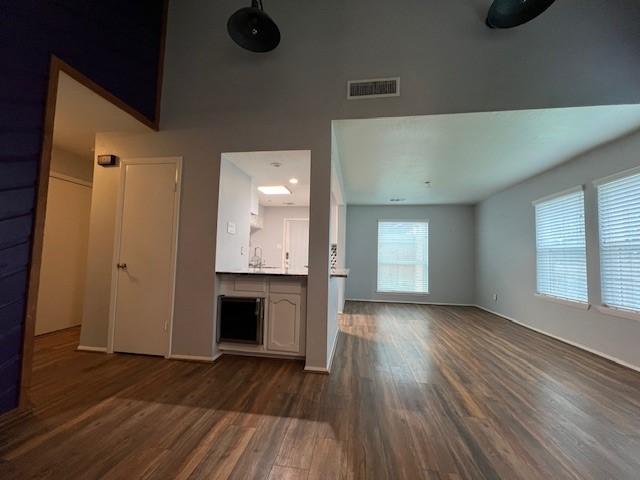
77, 0, 640, 368
475, 129, 640, 370
215, 159, 252, 272
346, 205, 475, 305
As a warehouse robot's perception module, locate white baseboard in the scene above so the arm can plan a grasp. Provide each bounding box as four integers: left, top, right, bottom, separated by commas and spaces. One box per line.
473, 305, 640, 373
220, 351, 304, 361
77, 345, 107, 353
304, 365, 330, 374
326, 328, 340, 373
346, 298, 474, 307
304, 327, 341, 375
167, 352, 223, 363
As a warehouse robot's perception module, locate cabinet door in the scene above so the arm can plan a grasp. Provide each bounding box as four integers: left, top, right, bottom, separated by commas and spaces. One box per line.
267, 293, 301, 353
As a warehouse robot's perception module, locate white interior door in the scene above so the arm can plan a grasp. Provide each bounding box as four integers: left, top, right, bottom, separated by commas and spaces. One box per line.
112, 159, 180, 356
284, 219, 309, 271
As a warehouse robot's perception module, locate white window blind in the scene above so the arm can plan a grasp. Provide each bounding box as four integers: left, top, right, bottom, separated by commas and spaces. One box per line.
534, 189, 588, 303
377, 221, 429, 294
597, 170, 640, 314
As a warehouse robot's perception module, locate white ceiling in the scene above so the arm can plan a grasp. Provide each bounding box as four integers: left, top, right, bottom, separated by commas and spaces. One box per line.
333, 105, 640, 205
222, 150, 311, 207
53, 71, 151, 157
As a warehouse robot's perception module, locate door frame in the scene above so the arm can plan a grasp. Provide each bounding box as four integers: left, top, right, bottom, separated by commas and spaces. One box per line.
107, 157, 182, 358
283, 218, 310, 269
19, 55, 162, 408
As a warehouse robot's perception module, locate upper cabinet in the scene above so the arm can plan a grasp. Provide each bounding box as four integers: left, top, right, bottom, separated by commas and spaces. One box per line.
250, 211, 263, 230
250, 182, 259, 215
250, 184, 263, 230
250, 182, 263, 229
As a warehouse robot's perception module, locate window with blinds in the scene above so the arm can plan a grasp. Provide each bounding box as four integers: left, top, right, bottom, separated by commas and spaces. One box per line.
377, 221, 429, 294
534, 188, 588, 303
597, 169, 640, 314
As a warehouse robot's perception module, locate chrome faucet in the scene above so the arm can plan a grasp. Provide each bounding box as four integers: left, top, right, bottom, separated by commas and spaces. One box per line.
249, 246, 264, 268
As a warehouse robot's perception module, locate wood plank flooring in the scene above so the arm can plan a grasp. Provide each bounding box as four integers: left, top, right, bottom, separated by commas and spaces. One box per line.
1, 302, 640, 479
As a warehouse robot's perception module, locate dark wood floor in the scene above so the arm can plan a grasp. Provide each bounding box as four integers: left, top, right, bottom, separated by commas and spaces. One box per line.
1, 302, 640, 479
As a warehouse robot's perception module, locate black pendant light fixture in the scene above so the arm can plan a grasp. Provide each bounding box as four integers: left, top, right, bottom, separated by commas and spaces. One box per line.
227, 0, 280, 52
486, 0, 557, 29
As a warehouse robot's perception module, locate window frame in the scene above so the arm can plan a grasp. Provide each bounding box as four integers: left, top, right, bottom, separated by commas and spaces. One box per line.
532, 185, 589, 308
376, 219, 430, 295
594, 165, 640, 321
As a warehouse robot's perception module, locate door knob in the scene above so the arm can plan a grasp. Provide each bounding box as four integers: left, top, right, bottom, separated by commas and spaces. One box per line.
117, 263, 128, 270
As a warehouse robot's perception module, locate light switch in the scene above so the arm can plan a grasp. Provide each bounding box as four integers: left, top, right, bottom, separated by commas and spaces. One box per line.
227, 221, 236, 234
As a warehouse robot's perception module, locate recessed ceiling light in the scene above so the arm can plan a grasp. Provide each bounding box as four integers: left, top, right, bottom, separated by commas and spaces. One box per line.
289, 178, 299, 184
258, 185, 291, 195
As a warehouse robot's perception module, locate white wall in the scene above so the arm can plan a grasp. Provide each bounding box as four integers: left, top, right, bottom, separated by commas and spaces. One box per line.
250, 206, 309, 268
78, 0, 640, 368
329, 127, 347, 360
50, 146, 94, 182
475, 129, 640, 370
215, 159, 252, 272
37, 148, 92, 335
80, 144, 122, 348
346, 205, 475, 305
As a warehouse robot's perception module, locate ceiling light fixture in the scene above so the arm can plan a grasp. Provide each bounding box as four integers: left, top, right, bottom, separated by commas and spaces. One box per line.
258, 185, 291, 195
486, 0, 557, 29
227, 0, 281, 53
289, 178, 299, 184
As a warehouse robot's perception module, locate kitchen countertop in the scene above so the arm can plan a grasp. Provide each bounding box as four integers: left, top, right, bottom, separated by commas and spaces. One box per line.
217, 267, 349, 278
216, 268, 308, 277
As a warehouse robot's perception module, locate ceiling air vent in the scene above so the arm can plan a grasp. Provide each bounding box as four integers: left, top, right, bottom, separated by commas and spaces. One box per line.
347, 77, 400, 100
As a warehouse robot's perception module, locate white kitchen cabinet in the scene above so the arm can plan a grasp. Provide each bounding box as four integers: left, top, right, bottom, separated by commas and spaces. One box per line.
250, 212, 263, 230
250, 183, 259, 215
267, 293, 302, 353
216, 273, 306, 358
250, 202, 263, 230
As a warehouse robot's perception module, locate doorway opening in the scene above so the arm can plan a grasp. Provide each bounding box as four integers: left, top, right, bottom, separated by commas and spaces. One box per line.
215, 150, 311, 274
283, 218, 309, 271
20, 58, 157, 406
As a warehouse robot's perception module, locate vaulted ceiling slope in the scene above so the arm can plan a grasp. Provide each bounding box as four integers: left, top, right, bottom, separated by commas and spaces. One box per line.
53, 72, 151, 158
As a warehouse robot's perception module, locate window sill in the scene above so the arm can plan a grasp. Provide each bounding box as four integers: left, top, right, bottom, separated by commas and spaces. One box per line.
376, 291, 430, 295
534, 293, 590, 310
597, 305, 640, 322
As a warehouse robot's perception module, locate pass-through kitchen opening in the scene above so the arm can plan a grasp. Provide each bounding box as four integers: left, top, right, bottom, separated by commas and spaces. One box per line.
214, 150, 311, 359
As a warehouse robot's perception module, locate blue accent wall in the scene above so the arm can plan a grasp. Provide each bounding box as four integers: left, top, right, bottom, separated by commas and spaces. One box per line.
0, 0, 166, 414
